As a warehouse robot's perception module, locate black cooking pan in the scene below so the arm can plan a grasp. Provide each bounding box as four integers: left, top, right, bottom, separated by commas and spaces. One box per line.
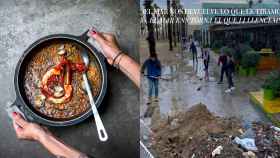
11, 30, 107, 126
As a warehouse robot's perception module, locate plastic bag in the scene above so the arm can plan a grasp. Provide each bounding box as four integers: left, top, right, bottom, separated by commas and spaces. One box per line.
234, 137, 258, 151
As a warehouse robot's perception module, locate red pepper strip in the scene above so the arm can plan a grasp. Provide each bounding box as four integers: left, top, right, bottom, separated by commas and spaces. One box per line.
48, 75, 58, 83
40, 87, 52, 98
70, 63, 87, 72
70, 63, 76, 71
75, 63, 87, 72
54, 57, 68, 71
59, 72, 65, 86
47, 76, 60, 88
65, 64, 71, 85
43, 75, 58, 95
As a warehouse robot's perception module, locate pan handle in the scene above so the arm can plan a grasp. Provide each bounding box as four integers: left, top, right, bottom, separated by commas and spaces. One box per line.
78, 29, 106, 62
79, 29, 90, 42
8, 97, 35, 121
8, 99, 28, 120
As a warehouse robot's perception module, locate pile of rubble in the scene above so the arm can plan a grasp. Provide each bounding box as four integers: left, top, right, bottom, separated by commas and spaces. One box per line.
150, 104, 280, 158
253, 122, 280, 157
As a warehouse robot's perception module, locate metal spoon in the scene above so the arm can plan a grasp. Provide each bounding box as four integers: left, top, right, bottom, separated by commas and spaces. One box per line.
81, 50, 108, 142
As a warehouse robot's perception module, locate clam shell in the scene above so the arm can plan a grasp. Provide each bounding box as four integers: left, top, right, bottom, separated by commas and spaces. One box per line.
57, 49, 66, 55
53, 86, 64, 97
58, 45, 65, 50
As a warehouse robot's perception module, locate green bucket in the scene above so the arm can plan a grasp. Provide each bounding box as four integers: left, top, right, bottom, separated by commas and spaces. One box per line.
264, 88, 275, 100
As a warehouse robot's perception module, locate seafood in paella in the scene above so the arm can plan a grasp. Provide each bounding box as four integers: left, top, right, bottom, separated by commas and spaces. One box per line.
24, 41, 102, 119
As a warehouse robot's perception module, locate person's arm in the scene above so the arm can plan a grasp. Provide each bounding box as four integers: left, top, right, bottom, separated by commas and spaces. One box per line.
115, 53, 140, 88
218, 56, 221, 66
39, 134, 88, 158
89, 29, 140, 88
12, 112, 88, 158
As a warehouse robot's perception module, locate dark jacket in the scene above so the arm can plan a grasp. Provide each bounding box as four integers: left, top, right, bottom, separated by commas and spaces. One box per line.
190, 42, 197, 53
218, 55, 227, 66
142, 58, 161, 78
226, 59, 235, 73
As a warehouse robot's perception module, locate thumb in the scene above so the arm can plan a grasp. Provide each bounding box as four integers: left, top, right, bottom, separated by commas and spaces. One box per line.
13, 121, 23, 133
107, 58, 113, 65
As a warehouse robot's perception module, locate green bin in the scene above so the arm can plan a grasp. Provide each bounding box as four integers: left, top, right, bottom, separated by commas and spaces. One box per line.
264, 88, 275, 100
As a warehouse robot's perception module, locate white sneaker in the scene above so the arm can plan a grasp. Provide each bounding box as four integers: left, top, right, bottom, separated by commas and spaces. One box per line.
230, 87, 235, 90
154, 97, 159, 102
225, 89, 232, 93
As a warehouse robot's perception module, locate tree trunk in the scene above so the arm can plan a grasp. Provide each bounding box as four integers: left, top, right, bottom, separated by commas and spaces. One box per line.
173, 19, 177, 47
165, 17, 168, 40
155, 14, 159, 40
161, 15, 165, 40
177, 19, 180, 42
144, 0, 156, 54
167, 0, 173, 51
185, 21, 188, 38
172, 0, 177, 47
181, 16, 186, 38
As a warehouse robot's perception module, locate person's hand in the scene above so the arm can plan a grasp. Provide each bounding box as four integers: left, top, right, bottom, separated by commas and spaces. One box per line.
12, 112, 49, 141
89, 28, 122, 65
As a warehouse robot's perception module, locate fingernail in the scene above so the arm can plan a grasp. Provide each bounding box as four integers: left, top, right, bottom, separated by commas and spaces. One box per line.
12, 112, 17, 117
91, 30, 97, 35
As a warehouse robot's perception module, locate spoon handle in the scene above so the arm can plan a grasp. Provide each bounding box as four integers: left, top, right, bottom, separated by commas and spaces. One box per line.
82, 73, 108, 142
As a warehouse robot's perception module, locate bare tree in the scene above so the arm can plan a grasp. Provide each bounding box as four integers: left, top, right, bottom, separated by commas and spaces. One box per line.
172, 0, 177, 47
161, 12, 165, 40
167, 0, 173, 50
248, 0, 253, 8
180, 4, 187, 38
144, 0, 156, 54
153, 3, 159, 40
165, 14, 168, 40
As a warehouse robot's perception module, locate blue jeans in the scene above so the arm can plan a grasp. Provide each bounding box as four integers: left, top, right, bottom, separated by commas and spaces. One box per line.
148, 78, 159, 97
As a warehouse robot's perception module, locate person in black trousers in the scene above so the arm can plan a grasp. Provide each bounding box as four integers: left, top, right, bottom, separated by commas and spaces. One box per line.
225, 54, 235, 93
217, 52, 227, 84
190, 41, 198, 67
202, 48, 210, 81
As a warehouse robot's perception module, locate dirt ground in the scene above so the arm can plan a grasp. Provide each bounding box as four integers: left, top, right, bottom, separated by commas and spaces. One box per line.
150, 104, 244, 158
149, 104, 280, 158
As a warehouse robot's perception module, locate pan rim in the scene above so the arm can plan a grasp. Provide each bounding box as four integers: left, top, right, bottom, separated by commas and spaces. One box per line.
14, 34, 107, 126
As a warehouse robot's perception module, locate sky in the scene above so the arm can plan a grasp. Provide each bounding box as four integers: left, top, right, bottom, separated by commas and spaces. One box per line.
140, 0, 279, 9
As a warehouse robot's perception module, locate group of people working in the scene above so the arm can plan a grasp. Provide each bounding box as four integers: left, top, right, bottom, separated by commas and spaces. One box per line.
190, 40, 235, 93
141, 40, 237, 106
